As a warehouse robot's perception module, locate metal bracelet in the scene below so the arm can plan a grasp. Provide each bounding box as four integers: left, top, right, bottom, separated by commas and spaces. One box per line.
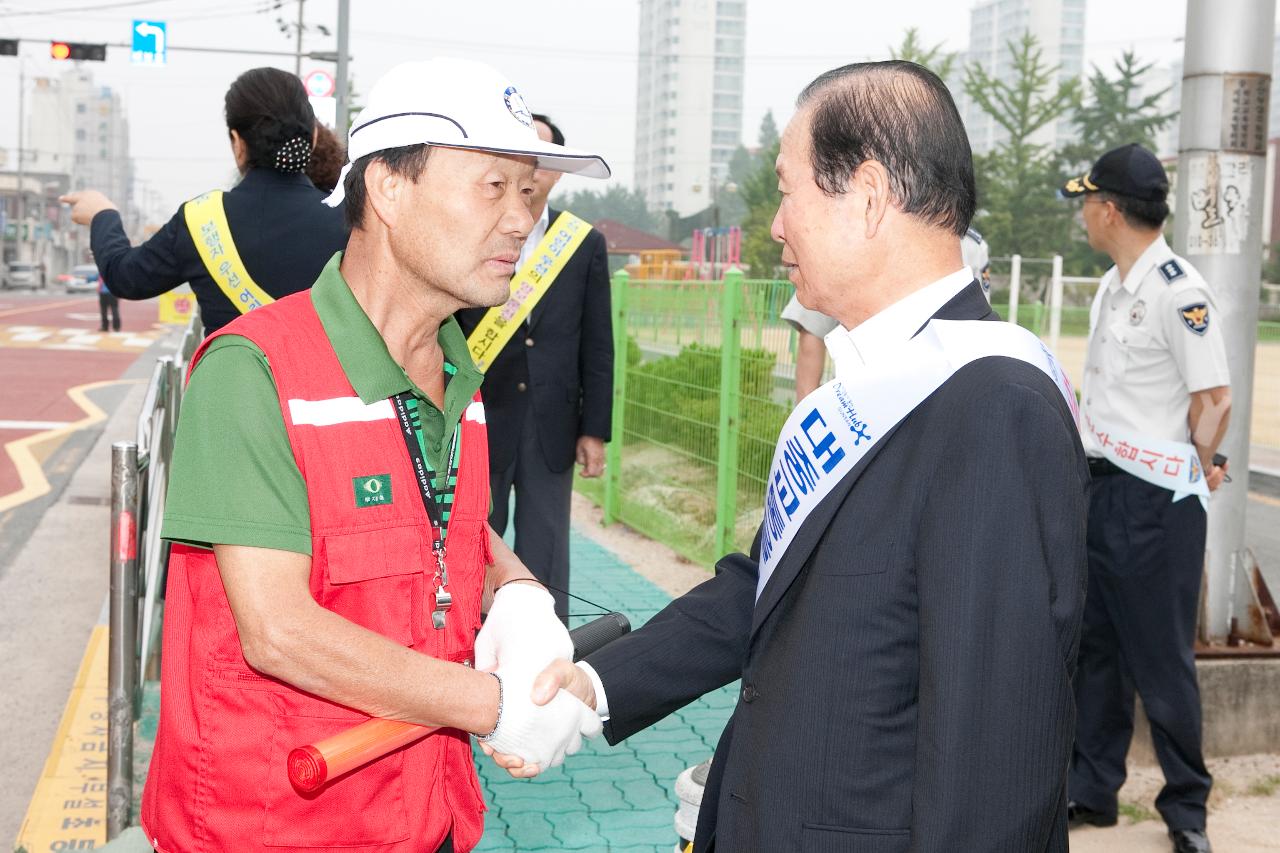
479, 671, 503, 741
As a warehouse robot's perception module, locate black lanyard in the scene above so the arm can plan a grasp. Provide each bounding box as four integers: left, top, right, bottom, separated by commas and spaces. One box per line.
391, 392, 460, 630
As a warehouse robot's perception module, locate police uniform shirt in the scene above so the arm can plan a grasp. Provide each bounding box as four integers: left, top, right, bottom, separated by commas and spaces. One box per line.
1080, 235, 1230, 457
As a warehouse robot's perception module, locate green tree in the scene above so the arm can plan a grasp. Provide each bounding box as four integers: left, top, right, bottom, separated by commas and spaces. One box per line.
1063, 50, 1178, 169
757, 110, 780, 150
738, 141, 782, 276
1263, 243, 1280, 284
890, 26, 956, 80
965, 33, 1081, 257
728, 144, 757, 188
553, 184, 658, 233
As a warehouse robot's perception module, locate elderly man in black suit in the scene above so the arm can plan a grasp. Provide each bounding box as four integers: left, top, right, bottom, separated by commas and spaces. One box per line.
456, 114, 613, 621
484, 61, 1090, 853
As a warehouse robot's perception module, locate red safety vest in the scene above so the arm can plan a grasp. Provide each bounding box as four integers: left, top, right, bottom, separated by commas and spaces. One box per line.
141, 290, 490, 852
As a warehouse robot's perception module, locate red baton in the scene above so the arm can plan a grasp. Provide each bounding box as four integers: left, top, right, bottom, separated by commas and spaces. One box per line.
289, 718, 434, 793
287, 612, 630, 793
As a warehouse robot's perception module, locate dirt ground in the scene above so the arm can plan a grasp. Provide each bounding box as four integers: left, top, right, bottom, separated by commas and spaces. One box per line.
569, 495, 1280, 852
1070, 755, 1280, 852
1054, 337, 1280, 449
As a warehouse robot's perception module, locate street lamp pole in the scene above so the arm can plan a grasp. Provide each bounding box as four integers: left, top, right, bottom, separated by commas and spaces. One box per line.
335, 0, 351, 133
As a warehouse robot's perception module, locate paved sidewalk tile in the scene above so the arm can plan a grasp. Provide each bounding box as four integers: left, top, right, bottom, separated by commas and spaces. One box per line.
476, 522, 738, 851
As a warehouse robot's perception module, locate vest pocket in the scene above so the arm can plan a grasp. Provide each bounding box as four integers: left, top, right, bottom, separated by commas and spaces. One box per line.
321, 526, 426, 647
800, 823, 910, 853
262, 706, 411, 847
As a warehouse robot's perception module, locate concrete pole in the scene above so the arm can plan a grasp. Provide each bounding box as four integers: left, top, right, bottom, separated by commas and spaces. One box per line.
335, 0, 351, 134
1174, 0, 1276, 642
16, 58, 27, 262
294, 0, 305, 76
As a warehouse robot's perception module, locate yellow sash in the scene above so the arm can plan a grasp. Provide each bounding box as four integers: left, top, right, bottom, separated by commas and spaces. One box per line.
182, 190, 275, 314
465, 211, 592, 372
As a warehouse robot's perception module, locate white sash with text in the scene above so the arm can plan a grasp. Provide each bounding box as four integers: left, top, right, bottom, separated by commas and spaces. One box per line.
1082, 412, 1209, 508
756, 320, 1077, 601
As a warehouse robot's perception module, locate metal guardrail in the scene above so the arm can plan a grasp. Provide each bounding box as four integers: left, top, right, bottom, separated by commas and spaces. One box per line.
107, 310, 202, 839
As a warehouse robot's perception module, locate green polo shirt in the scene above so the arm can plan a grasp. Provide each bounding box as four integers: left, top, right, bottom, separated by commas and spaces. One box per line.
161, 253, 483, 555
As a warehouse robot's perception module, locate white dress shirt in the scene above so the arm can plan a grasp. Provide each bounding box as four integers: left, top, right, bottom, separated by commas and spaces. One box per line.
576, 268, 975, 720
518, 204, 551, 272
823, 268, 975, 376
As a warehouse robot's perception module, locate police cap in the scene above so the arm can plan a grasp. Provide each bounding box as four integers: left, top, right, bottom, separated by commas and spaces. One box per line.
1060, 143, 1169, 202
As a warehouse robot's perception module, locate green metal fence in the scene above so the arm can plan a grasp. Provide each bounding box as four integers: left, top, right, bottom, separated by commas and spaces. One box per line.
574, 270, 797, 565
579, 267, 1280, 566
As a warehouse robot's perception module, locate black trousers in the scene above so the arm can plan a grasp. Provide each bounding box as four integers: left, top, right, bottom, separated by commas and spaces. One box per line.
98, 291, 120, 331
487, 410, 574, 620
1068, 470, 1212, 830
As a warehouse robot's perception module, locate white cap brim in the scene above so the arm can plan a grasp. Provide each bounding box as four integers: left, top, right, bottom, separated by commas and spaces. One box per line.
322, 112, 610, 207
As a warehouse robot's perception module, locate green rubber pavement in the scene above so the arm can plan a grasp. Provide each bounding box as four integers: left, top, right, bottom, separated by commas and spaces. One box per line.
474, 525, 737, 851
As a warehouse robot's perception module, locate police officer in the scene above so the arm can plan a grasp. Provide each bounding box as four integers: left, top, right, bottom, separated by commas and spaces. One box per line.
61, 67, 348, 334
1062, 143, 1231, 853
781, 226, 990, 400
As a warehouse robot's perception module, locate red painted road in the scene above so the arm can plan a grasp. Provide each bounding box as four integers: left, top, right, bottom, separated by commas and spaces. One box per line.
0, 294, 164, 500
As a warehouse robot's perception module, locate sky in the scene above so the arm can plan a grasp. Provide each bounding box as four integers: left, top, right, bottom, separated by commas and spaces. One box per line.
0, 0, 1237, 221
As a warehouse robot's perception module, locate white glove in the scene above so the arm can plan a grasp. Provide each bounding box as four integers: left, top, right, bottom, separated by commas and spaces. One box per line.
475, 582, 573, 673
479, 664, 603, 769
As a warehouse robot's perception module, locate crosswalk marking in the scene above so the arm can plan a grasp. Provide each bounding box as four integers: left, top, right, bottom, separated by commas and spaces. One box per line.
0, 419, 73, 430
0, 324, 164, 352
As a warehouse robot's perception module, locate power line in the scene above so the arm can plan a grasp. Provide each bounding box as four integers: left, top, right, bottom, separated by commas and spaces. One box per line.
1, 0, 174, 17
352, 28, 878, 65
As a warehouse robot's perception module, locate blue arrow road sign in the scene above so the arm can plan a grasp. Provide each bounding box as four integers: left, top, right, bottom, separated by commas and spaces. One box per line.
131, 20, 166, 66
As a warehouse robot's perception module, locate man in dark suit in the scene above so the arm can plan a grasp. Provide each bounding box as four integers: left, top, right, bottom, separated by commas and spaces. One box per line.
483, 61, 1089, 852
456, 114, 613, 620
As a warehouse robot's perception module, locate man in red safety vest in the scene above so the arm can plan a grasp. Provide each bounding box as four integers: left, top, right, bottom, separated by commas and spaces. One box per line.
143, 58, 612, 853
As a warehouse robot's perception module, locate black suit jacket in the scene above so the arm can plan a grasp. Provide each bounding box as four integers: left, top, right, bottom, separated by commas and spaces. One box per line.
90, 168, 348, 334
586, 283, 1089, 852
455, 208, 613, 473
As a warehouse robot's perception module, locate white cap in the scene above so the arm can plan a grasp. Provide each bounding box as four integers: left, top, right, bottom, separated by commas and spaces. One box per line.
323, 58, 610, 207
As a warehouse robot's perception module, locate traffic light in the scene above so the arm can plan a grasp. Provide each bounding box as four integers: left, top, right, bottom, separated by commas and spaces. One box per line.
0, 39, 18, 57
50, 41, 106, 61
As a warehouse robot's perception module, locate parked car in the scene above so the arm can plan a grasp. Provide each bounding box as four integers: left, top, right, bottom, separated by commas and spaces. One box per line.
2, 261, 46, 290
61, 263, 100, 294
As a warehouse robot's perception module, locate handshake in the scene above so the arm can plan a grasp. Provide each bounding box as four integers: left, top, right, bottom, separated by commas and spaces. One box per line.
474, 582, 601, 776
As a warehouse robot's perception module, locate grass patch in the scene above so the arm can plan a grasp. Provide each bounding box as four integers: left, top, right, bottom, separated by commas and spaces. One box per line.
1118, 801, 1158, 823
1246, 774, 1280, 797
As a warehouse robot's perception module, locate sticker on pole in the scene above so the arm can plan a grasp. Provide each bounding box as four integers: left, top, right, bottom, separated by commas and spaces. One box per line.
1184, 152, 1251, 256
131, 19, 167, 66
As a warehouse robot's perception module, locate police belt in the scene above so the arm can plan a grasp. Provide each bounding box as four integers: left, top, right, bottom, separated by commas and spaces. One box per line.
1087, 457, 1124, 478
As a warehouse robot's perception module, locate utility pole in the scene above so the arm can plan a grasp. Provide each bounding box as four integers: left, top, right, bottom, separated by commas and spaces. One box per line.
1174, 0, 1277, 644
293, 0, 305, 76
335, 0, 351, 133
15, 57, 27, 262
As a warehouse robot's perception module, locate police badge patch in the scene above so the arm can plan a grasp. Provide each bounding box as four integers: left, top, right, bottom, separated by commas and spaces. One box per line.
1179, 302, 1209, 335
1129, 300, 1146, 325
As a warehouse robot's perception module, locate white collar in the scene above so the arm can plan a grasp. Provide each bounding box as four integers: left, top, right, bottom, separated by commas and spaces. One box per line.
518, 205, 552, 268
824, 268, 974, 375
1108, 234, 1170, 295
